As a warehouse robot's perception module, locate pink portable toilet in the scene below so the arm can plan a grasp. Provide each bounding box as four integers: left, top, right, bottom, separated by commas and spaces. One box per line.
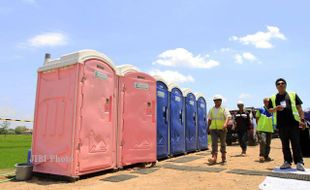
116, 65, 157, 168
32, 50, 118, 179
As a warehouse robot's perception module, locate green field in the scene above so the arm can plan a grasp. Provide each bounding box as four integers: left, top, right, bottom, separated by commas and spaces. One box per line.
0, 135, 32, 169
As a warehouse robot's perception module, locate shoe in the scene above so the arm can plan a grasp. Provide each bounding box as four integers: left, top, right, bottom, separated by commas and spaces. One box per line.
241, 151, 246, 157
280, 161, 291, 169
259, 156, 265, 162
296, 163, 305, 171
264, 157, 273, 162
208, 153, 217, 165
221, 153, 227, 163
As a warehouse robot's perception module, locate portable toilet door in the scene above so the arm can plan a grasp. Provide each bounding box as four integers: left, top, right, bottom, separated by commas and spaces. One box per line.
116, 65, 157, 167
182, 88, 197, 152
195, 93, 208, 150
168, 83, 185, 156
153, 75, 169, 159
32, 50, 117, 178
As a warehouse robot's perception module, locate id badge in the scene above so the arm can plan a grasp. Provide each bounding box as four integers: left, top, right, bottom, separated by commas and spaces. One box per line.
280, 100, 287, 108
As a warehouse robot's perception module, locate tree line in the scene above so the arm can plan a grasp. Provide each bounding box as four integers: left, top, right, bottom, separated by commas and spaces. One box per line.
0, 121, 32, 135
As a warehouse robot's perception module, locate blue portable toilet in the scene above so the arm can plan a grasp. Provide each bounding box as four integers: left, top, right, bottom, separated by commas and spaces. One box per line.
153, 75, 170, 159
168, 83, 186, 156
182, 88, 198, 152
195, 93, 208, 150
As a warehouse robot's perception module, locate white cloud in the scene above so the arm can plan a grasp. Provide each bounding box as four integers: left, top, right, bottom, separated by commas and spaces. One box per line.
222, 96, 227, 103
153, 48, 220, 69
220, 48, 232, 52
230, 26, 286, 48
234, 54, 243, 64
22, 32, 68, 48
234, 52, 257, 64
149, 69, 194, 84
242, 52, 256, 61
239, 93, 253, 99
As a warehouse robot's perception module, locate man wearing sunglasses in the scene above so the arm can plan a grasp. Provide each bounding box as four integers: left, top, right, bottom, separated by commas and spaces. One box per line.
208, 95, 231, 164
268, 78, 306, 171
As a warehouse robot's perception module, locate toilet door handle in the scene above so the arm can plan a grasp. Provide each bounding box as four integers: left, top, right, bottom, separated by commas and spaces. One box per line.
109, 96, 112, 122
152, 100, 155, 123
164, 106, 168, 124
180, 110, 183, 124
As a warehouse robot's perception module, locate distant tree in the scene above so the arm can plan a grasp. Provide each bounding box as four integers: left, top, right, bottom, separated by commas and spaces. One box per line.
7, 128, 15, 134
14, 126, 28, 134
0, 121, 10, 135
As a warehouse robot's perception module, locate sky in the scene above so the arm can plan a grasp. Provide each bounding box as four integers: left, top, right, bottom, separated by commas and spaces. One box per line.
0, 0, 310, 128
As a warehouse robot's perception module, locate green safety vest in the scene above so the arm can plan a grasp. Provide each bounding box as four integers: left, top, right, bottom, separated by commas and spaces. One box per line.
256, 107, 274, 133
270, 92, 300, 126
209, 107, 226, 130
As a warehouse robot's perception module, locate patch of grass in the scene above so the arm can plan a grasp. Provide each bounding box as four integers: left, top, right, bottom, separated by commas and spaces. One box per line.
0, 135, 32, 169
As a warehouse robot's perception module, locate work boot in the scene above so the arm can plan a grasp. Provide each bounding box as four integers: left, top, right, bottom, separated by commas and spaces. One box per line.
221, 153, 226, 163
259, 156, 265, 162
208, 153, 217, 165
241, 150, 246, 157
264, 156, 273, 162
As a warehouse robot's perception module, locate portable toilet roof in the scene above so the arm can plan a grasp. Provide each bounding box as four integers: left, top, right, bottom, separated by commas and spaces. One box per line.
152, 75, 168, 84
167, 82, 179, 92
116, 64, 139, 76
182, 88, 193, 97
194, 93, 205, 100
38, 49, 115, 72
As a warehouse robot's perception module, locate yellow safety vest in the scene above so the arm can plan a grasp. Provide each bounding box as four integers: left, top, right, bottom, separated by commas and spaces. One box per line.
209, 107, 226, 130
256, 107, 274, 133
270, 92, 300, 125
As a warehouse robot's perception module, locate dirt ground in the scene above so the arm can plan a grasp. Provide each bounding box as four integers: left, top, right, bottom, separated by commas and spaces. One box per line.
1, 138, 309, 190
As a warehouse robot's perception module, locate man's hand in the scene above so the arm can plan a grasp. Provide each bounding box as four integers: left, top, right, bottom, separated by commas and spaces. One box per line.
276, 105, 284, 111
299, 121, 306, 129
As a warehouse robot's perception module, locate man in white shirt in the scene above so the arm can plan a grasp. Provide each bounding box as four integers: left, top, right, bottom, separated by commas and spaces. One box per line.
208, 95, 231, 164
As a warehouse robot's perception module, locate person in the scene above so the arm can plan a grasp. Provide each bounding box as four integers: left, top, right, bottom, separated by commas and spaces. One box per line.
268, 78, 306, 171
234, 101, 251, 156
256, 98, 274, 162
207, 95, 231, 164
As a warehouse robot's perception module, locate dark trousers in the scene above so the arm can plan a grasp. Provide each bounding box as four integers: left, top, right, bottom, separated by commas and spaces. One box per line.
238, 131, 248, 152
210, 129, 227, 154
257, 132, 272, 158
278, 125, 303, 164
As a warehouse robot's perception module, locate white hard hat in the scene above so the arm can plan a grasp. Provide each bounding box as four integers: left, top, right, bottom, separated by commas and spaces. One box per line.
237, 100, 244, 105
213, 94, 223, 101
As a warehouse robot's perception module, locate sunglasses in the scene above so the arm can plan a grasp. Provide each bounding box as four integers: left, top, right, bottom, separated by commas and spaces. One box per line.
277, 82, 286, 86
213, 99, 222, 102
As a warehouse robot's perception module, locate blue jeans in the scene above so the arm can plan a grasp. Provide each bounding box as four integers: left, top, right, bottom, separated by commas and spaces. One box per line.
238, 131, 248, 152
